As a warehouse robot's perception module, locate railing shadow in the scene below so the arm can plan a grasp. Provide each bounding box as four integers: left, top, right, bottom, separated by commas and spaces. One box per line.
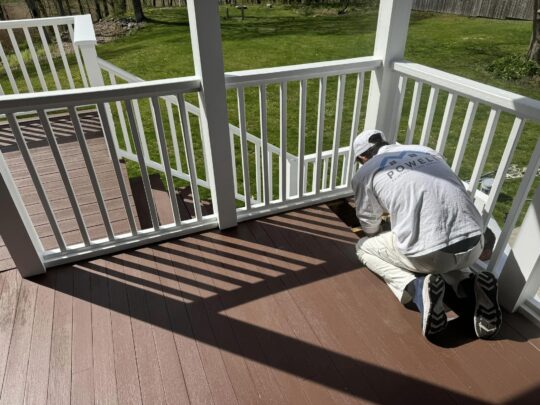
31, 209, 539, 403
0, 111, 103, 153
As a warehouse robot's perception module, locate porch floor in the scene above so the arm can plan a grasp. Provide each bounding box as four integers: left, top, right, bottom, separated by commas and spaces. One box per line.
1, 205, 540, 404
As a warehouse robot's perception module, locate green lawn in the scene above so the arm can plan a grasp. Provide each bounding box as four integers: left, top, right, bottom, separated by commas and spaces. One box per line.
2, 5, 538, 223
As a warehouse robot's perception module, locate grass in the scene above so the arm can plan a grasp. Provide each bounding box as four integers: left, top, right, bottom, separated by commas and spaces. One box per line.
1, 5, 539, 224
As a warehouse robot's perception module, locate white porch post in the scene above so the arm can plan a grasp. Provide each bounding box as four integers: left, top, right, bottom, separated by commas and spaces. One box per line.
73, 14, 104, 87
499, 186, 540, 313
187, 0, 237, 229
364, 0, 414, 142
0, 153, 45, 277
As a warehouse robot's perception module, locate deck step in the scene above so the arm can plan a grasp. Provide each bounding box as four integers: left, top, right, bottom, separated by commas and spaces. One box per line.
177, 185, 214, 218
326, 199, 360, 228
128, 175, 213, 229
326, 198, 366, 238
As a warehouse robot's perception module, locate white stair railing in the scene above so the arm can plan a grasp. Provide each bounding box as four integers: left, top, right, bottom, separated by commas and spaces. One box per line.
100, 56, 381, 219
98, 57, 297, 203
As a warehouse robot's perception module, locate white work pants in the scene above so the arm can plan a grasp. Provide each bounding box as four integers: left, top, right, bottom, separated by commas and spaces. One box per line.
356, 232, 483, 303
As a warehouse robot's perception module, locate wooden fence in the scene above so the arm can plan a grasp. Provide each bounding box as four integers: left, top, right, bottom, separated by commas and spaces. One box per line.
413, 0, 535, 20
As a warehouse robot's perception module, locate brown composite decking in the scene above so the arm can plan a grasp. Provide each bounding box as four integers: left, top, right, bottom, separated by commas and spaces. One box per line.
0, 111, 138, 272
2, 113, 540, 404
0, 205, 539, 404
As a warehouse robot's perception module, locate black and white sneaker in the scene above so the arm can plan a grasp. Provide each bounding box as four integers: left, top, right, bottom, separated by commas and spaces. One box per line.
421, 274, 448, 337
473, 271, 502, 339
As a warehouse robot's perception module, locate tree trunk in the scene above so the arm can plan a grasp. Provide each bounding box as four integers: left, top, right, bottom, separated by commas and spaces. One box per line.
37, 0, 47, 17
102, 0, 109, 16
338, 0, 350, 14
77, 0, 85, 14
63, 0, 73, 15
528, 0, 540, 64
55, 0, 66, 15
132, 0, 146, 22
118, 0, 127, 14
94, 0, 103, 19
25, 0, 42, 18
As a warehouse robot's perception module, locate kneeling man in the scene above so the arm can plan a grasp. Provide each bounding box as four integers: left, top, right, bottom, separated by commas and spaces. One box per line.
352, 129, 501, 339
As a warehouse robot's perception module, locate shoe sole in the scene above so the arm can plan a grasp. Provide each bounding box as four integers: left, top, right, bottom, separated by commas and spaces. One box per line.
422, 274, 447, 336
474, 272, 502, 339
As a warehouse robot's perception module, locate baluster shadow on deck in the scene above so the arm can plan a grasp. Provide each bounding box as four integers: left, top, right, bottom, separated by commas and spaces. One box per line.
1, 204, 540, 404
0, 110, 139, 272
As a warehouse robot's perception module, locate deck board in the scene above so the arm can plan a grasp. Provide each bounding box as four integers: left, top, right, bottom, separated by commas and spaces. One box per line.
103, 257, 143, 405
1, 206, 540, 403
23, 272, 55, 405
0, 271, 21, 398
71, 265, 94, 405
47, 267, 73, 405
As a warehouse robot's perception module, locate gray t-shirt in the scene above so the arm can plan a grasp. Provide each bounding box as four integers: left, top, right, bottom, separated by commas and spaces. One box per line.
352, 144, 482, 257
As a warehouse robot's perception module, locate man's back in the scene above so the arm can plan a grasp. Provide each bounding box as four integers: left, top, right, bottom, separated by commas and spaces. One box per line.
352, 144, 482, 257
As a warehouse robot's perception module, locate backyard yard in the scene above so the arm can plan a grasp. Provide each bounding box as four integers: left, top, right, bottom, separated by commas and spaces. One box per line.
102, 5, 540, 225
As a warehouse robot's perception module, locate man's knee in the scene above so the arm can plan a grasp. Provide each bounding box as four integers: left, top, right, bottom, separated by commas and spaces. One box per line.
356, 236, 371, 263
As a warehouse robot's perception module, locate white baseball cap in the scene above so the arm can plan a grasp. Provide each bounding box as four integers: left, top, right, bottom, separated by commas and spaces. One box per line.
353, 129, 387, 159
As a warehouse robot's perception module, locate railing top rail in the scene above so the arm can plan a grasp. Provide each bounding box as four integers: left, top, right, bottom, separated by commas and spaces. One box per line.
0, 15, 76, 29
393, 61, 540, 122
225, 56, 381, 87
0, 76, 201, 114
98, 58, 144, 82
73, 15, 96, 46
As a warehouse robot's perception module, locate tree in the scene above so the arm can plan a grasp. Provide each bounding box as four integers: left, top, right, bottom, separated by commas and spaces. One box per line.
528, 0, 540, 64
132, 0, 145, 22
118, 0, 127, 14
24, 0, 42, 18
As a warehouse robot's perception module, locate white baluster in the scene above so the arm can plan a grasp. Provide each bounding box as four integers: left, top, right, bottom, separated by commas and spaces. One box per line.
467, 108, 500, 198
22, 27, 47, 91
260, 85, 271, 206
435, 92, 457, 155
280, 81, 288, 202
330, 75, 346, 190
298, 79, 308, 198
38, 26, 61, 90
7, 28, 33, 92
405, 80, 422, 144
346, 72, 365, 186
451, 100, 478, 174
314, 76, 327, 195
419, 86, 439, 146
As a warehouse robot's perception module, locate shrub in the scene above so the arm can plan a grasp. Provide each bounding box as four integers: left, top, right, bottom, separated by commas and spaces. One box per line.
487, 54, 540, 81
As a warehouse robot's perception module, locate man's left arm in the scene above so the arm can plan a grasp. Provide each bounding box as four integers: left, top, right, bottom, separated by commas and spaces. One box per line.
353, 175, 384, 237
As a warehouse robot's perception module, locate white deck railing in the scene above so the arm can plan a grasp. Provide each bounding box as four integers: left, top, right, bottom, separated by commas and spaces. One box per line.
0, 2, 539, 321
0, 76, 220, 266
391, 61, 540, 289
225, 57, 379, 220
98, 56, 380, 214
98, 58, 298, 203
